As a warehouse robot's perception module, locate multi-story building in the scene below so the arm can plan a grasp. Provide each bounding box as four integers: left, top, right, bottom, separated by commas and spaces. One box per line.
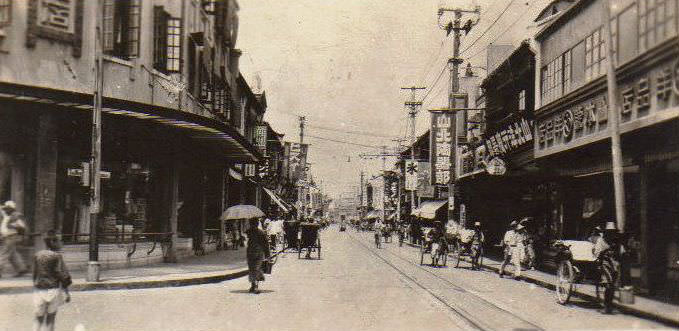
0, 0, 271, 269
533, 0, 679, 296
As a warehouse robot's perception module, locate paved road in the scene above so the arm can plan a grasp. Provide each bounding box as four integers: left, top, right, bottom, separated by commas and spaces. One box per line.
0, 227, 666, 330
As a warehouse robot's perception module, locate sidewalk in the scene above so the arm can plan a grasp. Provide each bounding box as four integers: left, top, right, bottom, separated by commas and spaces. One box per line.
402, 241, 679, 327
0, 248, 250, 294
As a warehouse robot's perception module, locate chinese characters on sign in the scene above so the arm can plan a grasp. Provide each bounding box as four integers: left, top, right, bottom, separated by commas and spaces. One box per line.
430, 112, 454, 185
404, 160, 418, 191
536, 59, 679, 157
27, 0, 83, 57
285, 142, 308, 183
484, 118, 533, 157
38, 0, 75, 33
254, 125, 268, 154
416, 162, 435, 198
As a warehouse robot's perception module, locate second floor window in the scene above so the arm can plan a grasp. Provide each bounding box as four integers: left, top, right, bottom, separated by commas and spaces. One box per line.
153, 7, 181, 74
0, 0, 10, 26
103, 0, 141, 60
585, 28, 606, 82
639, 0, 677, 52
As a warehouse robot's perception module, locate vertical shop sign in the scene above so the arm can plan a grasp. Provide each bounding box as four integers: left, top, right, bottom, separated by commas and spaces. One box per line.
416, 162, 435, 198
430, 111, 454, 185
254, 125, 268, 154
404, 160, 418, 191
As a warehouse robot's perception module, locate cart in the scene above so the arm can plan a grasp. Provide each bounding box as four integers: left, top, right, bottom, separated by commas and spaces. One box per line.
452, 229, 483, 270
283, 221, 299, 250
298, 222, 322, 259
419, 229, 448, 267
553, 240, 604, 304
382, 227, 393, 243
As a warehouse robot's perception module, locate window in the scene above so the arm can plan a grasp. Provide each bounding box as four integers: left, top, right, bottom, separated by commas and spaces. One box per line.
585, 27, 606, 82
563, 49, 572, 94
639, 0, 677, 52
0, 0, 10, 26
153, 7, 181, 74
103, 0, 141, 60
518, 90, 526, 112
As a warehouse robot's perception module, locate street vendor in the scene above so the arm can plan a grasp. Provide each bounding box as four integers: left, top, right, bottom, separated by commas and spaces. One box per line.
593, 221, 622, 314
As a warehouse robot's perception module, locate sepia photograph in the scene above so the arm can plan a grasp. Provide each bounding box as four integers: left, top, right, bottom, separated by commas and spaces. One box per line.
0, 0, 678, 330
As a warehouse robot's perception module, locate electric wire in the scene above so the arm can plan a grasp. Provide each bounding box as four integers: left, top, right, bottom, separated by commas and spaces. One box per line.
306, 123, 398, 139
459, 0, 517, 56
463, 2, 534, 61
305, 134, 382, 149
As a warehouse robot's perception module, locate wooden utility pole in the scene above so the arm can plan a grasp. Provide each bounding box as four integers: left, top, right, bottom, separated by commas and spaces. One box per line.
88, 0, 105, 282
602, 0, 626, 232
438, 6, 479, 227
401, 86, 425, 212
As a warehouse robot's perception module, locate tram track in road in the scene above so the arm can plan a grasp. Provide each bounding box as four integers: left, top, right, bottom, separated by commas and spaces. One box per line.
348, 232, 544, 331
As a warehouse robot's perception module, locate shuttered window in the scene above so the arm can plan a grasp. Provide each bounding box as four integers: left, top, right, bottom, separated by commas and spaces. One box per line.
0, 0, 11, 26
103, 0, 141, 59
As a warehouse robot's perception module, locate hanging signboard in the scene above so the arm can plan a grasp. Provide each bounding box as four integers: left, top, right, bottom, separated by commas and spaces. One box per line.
244, 163, 256, 177
485, 157, 507, 176
254, 124, 268, 154
416, 162, 435, 198
287, 142, 309, 182
404, 160, 418, 191
430, 111, 454, 185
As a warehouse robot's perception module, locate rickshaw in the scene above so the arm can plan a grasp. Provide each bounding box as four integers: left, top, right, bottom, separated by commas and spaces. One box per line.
452, 228, 483, 270
298, 222, 322, 259
381, 224, 393, 243
552, 240, 604, 304
283, 220, 299, 250
419, 228, 448, 267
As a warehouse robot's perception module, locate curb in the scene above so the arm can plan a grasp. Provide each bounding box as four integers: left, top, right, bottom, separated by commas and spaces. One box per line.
0, 250, 284, 295
402, 239, 679, 328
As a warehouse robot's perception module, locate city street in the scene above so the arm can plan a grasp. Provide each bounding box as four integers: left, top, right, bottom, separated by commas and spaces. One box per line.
0, 227, 665, 331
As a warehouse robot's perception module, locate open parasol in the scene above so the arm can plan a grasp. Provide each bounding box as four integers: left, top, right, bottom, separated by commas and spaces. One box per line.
220, 205, 265, 221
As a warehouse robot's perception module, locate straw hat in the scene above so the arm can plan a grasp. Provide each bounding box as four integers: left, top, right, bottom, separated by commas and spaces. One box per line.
509, 220, 518, 227
474, 221, 481, 227
516, 224, 526, 231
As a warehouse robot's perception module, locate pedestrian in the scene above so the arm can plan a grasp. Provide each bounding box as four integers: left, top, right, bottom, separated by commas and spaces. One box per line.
499, 220, 518, 278
593, 221, 621, 314
471, 222, 485, 270
0, 200, 29, 277
33, 230, 71, 331
245, 218, 271, 294
518, 218, 537, 270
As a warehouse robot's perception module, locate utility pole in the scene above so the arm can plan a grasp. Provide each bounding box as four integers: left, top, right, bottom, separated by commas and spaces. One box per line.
88, 0, 105, 282
299, 116, 305, 144
359, 171, 364, 219
298, 115, 306, 220
602, 0, 626, 233
381, 145, 387, 223
438, 5, 480, 227
400, 86, 425, 213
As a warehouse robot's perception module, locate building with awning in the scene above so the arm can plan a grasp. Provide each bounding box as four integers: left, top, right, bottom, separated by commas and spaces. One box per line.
411, 200, 448, 220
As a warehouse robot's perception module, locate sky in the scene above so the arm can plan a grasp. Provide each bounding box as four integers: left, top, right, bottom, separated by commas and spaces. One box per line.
238, 0, 552, 201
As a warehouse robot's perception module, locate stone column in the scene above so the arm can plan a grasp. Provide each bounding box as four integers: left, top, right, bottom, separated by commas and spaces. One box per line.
33, 113, 58, 250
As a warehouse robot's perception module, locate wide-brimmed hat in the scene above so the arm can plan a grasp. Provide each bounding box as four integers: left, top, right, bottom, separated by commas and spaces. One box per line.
516, 224, 526, 231
474, 221, 481, 227
605, 221, 617, 231
509, 220, 518, 227
1, 200, 16, 210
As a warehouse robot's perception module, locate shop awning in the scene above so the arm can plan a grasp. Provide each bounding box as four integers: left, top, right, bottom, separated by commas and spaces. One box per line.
262, 187, 289, 213
0, 82, 262, 162
414, 200, 447, 219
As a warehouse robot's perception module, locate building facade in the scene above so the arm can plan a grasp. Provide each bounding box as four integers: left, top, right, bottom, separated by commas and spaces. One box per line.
0, 0, 281, 269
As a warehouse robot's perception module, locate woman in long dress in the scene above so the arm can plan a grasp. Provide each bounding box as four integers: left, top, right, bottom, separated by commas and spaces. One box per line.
245, 218, 271, 294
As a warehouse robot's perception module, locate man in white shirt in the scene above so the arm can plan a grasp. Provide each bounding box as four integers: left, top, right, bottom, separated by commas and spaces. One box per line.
0, 201, 28, 277
499, 220, 518, 278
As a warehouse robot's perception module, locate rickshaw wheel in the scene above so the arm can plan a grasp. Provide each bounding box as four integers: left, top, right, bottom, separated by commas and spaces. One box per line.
556, 260, 575, 304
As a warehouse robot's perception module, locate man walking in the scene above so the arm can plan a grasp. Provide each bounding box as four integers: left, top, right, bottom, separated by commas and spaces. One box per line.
0, 200, 28, 277
33, 230, 72, 331
499, 220, 518, 278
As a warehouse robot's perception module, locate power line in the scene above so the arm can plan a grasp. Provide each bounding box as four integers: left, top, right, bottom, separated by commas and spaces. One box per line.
460, 0, 516, 56
305, 134, 382, 148
418, 65, 447, 103
463, 1, 534, 61
306, 123, 398, 139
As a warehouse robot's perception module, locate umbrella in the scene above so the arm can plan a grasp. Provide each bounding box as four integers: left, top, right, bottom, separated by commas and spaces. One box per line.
220, 205, 265, 221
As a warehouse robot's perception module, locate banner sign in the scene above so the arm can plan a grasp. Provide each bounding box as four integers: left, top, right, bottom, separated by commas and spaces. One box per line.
366, 184, 373, 208
485, 118, 533, 157
244, 163, 256, 177
254, 125, 268, 154
430, 112, 454, 185
404, 160, 418, 191
416, 162, 435, 198
286, 142, 309, 183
